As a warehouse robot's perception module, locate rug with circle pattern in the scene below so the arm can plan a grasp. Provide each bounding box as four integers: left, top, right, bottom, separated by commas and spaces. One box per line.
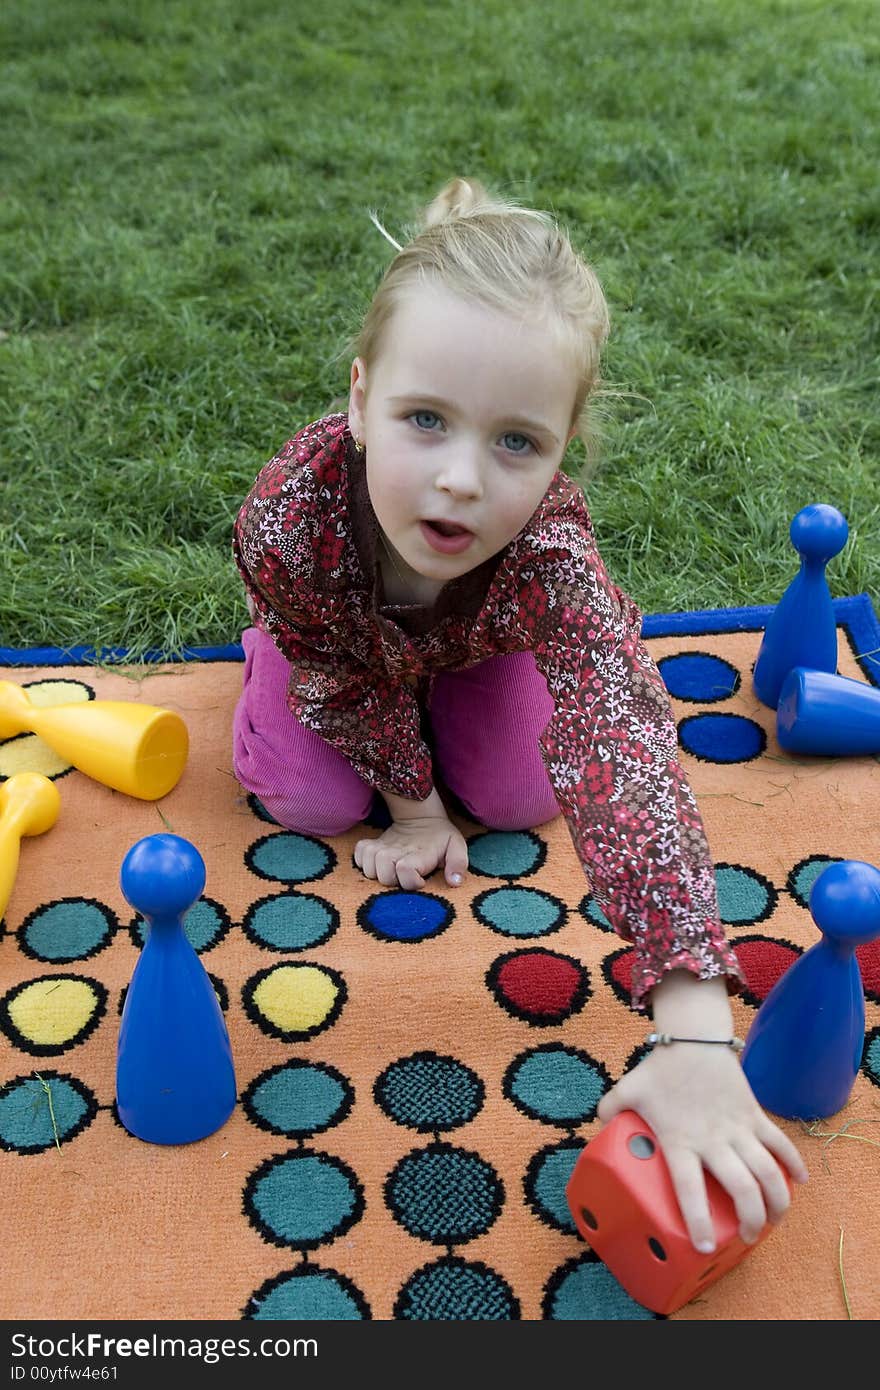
1, 596, 879, 1321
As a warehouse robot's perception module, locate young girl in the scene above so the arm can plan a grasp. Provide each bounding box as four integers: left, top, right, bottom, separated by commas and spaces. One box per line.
232, 176, 808, 1259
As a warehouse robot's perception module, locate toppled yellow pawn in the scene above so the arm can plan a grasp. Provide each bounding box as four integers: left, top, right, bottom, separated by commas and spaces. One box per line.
0, 772, 61, 924
0, 681, 188, 801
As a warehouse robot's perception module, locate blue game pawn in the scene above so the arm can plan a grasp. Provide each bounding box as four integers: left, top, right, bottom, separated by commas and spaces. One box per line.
116, 833, 237, 1145
777, 667, 880, 755
741, 859, 880, 1119
752, 504, 849, 709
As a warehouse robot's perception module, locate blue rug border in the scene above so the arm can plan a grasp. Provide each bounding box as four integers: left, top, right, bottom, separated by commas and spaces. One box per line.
2, 593, 878, 686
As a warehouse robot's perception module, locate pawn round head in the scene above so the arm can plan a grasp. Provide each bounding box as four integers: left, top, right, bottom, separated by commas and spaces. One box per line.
789, 504, 849, 563
809, 859, 880, 947
120, 833, 206, 921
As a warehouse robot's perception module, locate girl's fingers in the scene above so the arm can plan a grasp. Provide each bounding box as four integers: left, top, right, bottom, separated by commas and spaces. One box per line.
731, 1136, 793, 1225
701, 1149, 767, 1245
662, 1146, 717, 1253
756, 1115, 810, 1186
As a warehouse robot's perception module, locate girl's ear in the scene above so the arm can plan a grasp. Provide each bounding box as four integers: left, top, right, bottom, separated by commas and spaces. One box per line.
348, 358, 368, 437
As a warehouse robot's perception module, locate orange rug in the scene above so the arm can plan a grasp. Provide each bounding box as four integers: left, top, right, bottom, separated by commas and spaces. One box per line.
1, 597, 879, 1321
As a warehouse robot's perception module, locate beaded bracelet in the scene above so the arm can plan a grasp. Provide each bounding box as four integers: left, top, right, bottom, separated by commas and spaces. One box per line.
646, 1032, 745, 1053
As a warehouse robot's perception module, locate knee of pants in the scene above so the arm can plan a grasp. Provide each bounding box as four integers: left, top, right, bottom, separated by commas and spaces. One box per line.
232, 726, 374, 837
253, 791, 371, 838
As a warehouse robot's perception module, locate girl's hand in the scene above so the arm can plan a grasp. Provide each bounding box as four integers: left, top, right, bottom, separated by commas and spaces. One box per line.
597, 1044, 809, 1252
353, 816, 469, 891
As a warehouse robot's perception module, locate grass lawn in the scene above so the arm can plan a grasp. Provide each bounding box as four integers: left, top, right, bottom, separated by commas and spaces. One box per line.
1, 0, 878, 656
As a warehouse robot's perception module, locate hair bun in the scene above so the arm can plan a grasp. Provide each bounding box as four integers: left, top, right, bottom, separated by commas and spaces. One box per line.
421, 177, 494, 229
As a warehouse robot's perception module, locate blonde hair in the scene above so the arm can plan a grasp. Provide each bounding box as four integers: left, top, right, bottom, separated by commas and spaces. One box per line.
334, 177, 611, 470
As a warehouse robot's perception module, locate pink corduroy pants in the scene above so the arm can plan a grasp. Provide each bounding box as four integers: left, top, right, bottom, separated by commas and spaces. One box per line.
232, 626, 560, 835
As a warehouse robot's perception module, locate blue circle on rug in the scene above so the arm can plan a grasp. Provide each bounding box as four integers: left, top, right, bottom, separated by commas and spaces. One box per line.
475, 887, 565, 937
385, 1144, 503, 1244
715, 865, 775, 925
375, 1054, 484, 1132
361, 893, 450, 943
678, 712, 766, 763
789, 855, 842, 909
250, 1268, 368, 1320
134, 898, 226, 953
468, 832, 544, 878
505, 1047, 607, 1126
0, 1074, 95, 1152
243, 1061, 352, 1138
247, 833, 333, 884
246, 1152, 361, 1248
865, 1031, 880, 1087
245, 895, 336, 951
22, 901, 115, 962
658, 652, 740, 703
527, 1142, 581, 1232
395, 1258, 518, 1319
546, 1256, 657, 1319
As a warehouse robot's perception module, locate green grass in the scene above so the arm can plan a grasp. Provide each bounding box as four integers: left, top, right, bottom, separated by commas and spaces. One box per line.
1, 0, 878, 655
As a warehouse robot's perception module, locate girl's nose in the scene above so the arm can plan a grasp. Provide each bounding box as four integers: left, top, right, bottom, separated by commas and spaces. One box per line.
435, 450, 483, 498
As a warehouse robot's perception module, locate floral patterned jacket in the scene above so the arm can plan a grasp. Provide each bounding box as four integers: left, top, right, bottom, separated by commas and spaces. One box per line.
233, 412, 744, 1010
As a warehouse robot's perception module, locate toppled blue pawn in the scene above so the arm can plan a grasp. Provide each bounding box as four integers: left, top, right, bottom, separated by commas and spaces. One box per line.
116, 833, 237, 1145
777, 667, 880, 755
742, 859, 880, 1119
752, 504, 849, 709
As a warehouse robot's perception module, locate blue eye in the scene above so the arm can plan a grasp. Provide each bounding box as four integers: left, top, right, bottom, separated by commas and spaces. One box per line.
411, 411, 441, 431
502, 433, 534, 454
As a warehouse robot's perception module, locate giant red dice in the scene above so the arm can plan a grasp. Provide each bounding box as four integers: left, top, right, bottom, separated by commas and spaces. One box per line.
565, 1110, 788, 1314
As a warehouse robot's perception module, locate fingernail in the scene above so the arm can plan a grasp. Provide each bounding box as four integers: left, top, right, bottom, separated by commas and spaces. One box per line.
696, 1240, 715, 1254
450, 874, 461, 884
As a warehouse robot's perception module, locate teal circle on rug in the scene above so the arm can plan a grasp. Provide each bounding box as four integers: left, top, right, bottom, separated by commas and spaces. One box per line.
395, 1258, 518, 1319
250, 1268, 368, 1320
385, 1144, 503, 1244
789, 855, 842, 909
245, 895, 336, 951
22, 900, 115, 962
247, 1152, 361, 1247
475, 887, 564, 937
715, 865, 774, 925
0, 1074, 95, 1152
581, 897, 612, 930
468, 832, 543, 878
546, 1256, 657, 1320
865, 1031, 880, 1087
134, 898, 225, 953
506, 1047, 606, 1125
247, 833, 333, 884
243, 1061, 352, 1137
375, 1053, 484, 1131
526, 1142, 581, 1232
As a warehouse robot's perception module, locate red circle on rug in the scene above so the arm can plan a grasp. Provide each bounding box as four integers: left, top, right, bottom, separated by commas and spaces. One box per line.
734, 938, 801, 1003
856, 940, 880, 1003
491, 950, 589, 1023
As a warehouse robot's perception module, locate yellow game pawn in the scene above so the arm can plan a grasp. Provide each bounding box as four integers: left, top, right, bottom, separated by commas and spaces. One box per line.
0, 772, 61, 923
0, 681, 188, 801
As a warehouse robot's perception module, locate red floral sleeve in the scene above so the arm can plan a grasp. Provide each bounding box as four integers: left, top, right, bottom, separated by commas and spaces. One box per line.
233, 445, 436, 800
512, 519, 745, 1012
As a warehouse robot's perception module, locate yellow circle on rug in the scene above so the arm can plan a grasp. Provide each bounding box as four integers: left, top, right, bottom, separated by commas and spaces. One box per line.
251, 963, 340, 1033
7, 977, 102, 1047
0, 680, 93, 780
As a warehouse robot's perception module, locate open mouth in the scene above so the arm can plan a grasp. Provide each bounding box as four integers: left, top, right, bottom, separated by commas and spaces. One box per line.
424, 520, 471, 537
420, 520, 475, 554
